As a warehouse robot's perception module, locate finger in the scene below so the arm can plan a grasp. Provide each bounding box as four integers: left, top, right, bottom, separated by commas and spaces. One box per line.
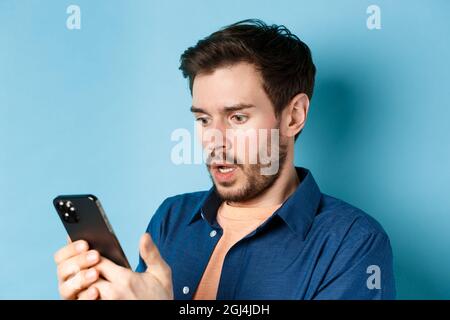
77, 286, 99, 300
94, 257, 126, 283
90, 279, 115, 300
57, 250, 100, 282
54, 240, 89, 265
140, 233, 171, 287
59, 268, 99, 300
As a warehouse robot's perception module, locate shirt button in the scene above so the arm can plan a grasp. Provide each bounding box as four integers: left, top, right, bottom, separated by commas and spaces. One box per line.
209, 230, 217, 237
182, 286, 190, 295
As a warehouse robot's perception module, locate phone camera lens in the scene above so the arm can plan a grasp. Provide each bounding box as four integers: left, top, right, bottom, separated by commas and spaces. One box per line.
63, 212, 70, 221
62, 207, 79, 223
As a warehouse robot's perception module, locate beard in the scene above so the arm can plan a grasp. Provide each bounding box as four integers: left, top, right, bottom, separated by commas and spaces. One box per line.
206, 137, 288, 203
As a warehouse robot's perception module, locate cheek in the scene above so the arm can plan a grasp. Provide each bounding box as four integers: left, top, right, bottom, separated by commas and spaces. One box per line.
229, 117, 278, 157
259, 114, 279, 128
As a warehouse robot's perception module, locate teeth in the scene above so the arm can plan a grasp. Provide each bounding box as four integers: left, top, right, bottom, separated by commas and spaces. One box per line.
218, 167, 234, 173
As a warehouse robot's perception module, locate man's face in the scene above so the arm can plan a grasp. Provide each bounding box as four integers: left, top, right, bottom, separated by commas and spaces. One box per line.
191, 62, 288, 202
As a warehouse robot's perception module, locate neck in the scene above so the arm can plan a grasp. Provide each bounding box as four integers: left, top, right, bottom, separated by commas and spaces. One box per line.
228, 162, 300, 208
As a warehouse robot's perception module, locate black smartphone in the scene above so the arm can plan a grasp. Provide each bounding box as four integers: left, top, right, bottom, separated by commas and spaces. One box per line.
53, 194, 130, 269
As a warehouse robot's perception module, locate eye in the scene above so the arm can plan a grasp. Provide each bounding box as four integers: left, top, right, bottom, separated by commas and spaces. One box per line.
196, 117, 211, 126
230, 114, 248, 124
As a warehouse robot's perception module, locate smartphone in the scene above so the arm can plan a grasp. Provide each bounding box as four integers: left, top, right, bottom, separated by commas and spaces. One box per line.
53, 194, 130, 269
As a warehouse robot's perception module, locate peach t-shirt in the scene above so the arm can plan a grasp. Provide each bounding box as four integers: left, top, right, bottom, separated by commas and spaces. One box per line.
193, 201, 282, 300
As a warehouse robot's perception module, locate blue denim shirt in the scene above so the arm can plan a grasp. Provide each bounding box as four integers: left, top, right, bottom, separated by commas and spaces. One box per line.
137, 167, 396, 299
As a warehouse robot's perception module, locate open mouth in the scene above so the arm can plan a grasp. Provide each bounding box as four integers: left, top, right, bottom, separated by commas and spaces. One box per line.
210, 163, 238, 183
211, 163, 237, 171
218, 166, 236, 173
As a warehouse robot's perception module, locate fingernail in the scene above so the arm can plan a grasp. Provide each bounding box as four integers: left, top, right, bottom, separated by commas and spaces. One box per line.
86, 251, 98, 262
76, 242, 87, 252
86, 269, 97, 280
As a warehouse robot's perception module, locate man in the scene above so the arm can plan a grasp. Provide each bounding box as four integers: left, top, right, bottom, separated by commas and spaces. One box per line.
53, 19, 396, 300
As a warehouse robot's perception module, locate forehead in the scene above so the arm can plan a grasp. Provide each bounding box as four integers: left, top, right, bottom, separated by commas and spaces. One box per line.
192, 62, 270, 112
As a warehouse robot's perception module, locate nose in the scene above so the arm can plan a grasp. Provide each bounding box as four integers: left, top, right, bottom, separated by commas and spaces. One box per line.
203, 120, 232, 158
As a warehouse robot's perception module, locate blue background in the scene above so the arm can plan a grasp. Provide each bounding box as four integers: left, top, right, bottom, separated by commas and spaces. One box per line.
0, 0, 449, 299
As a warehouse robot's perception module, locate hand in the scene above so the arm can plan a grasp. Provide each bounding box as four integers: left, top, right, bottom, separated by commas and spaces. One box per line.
78, 233, 173, 300
54, 238, 101, 300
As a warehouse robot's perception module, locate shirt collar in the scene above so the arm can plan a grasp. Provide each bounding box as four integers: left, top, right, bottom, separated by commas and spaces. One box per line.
275, 167, 322, 239
188, 167, 322, 240
188, 186, 222, 227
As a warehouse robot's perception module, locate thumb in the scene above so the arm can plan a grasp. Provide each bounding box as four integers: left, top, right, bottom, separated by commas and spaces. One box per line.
139, 233, 172, 285
139, 233, 165, 271
139, 232, 155, 266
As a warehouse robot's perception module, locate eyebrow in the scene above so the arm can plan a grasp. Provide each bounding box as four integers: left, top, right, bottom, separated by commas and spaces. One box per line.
190, 103, 256, 115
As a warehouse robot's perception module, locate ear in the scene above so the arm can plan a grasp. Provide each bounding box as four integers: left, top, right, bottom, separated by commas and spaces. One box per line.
280, 93, 310, 139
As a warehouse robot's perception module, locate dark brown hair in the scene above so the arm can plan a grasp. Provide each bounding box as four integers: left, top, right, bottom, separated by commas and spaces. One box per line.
179, 19, 316, 139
